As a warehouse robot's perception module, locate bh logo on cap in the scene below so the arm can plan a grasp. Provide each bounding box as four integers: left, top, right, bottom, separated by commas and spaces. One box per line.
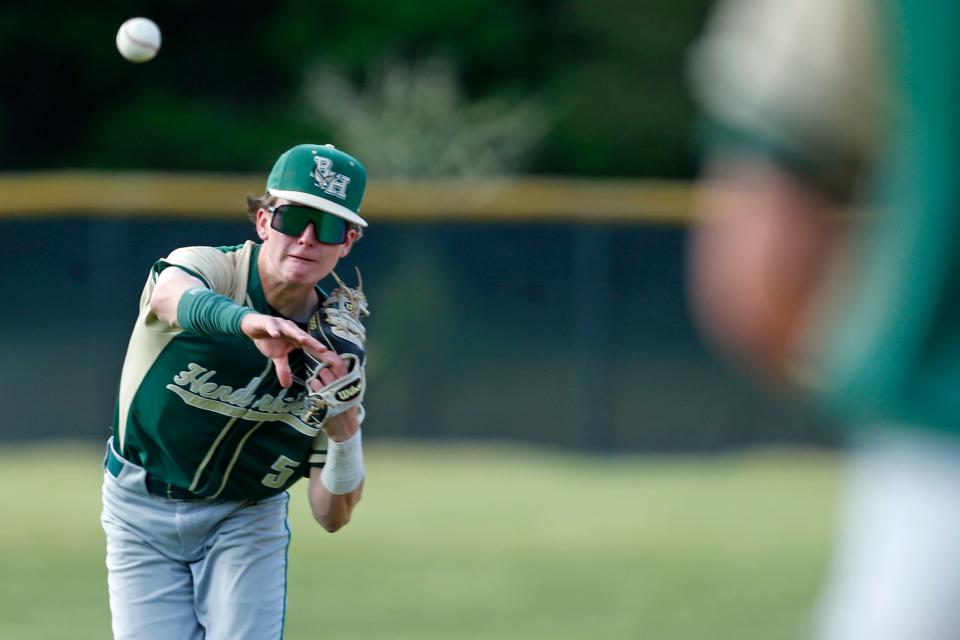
311, 156, 351, 200
267, 143, 368, 227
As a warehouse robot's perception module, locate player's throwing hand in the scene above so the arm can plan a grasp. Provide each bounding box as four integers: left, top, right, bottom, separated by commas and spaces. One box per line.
240, 313, 340, 387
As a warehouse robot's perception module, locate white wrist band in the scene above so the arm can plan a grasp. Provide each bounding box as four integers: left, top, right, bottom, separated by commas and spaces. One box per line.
320, 428, 365, 494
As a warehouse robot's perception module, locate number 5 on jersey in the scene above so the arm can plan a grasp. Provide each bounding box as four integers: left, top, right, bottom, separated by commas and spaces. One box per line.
262, 455, 301, 489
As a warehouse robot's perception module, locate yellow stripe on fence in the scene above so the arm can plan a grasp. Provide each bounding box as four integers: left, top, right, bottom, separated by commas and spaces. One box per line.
0, 172, 694, 224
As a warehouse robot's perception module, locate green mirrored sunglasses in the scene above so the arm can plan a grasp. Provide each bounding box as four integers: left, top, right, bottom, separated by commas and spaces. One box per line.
267, 204, 348, 245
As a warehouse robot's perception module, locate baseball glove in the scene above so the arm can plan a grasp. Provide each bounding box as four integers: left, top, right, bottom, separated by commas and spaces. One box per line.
302, 269, 369, 427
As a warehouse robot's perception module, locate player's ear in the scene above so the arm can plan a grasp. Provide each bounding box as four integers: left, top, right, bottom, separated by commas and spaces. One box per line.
339, 229, 358, 257
255, 208, 270, 241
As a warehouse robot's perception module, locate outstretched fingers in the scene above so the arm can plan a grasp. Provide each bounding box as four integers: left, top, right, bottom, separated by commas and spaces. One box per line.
265, 317, 323, 353
297, 333, 329, 358
273, 355, 294, 388
242, 313, 336, 386
263, 317, 282, 338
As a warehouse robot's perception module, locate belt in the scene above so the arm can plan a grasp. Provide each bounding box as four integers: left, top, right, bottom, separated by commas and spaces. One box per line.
105, 444, 213, 502
144, 475, 212, 502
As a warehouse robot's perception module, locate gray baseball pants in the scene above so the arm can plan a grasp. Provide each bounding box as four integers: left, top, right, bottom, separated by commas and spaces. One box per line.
100, 439, 291, 640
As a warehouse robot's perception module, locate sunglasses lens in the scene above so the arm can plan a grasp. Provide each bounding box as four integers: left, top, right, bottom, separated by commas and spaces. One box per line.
314, 211, 348, 244
270, 207, 307, 236
270, 205, 347, 244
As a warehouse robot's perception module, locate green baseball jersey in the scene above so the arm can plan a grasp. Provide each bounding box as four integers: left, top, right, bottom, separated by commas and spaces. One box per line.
811, 0, 960, 435
692, 0, 960, 435
114, 240, 328, 500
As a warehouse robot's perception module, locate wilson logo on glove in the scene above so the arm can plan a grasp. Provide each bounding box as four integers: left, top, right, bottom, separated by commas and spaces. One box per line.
336, 382, 362, 401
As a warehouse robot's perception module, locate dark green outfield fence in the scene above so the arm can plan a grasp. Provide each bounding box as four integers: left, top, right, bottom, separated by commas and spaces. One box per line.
0, 174, 835, 450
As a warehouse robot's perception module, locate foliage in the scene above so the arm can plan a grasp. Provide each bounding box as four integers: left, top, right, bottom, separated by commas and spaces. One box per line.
304, 56, 550, 177
0, 0, 713, 177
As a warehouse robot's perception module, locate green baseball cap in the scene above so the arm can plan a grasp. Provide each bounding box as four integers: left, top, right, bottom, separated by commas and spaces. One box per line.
266, 144, 368, 227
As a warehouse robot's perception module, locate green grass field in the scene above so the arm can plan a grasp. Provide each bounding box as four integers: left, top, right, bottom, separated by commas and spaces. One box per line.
0, 442, 839, 639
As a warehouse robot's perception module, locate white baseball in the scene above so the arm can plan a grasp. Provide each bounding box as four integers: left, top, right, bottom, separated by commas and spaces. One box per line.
116, 18, 161, 63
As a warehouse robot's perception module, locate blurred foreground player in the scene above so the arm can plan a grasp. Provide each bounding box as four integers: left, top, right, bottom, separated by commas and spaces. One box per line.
101, 144, 370, 639
689, 0, 960, 637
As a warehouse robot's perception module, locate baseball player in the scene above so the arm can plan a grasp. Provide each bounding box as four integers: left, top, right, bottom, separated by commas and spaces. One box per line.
101, 143, 369, 639
690, 1, 960, 638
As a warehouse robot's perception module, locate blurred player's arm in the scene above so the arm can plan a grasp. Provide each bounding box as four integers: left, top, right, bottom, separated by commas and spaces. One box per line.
687, 0, 878, 382
689, 157, 843, 380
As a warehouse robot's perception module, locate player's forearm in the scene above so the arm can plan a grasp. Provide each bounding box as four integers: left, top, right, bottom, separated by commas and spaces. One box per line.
690, 161, 839, 379
149, 268, 207, 328
308, 471, 363, 532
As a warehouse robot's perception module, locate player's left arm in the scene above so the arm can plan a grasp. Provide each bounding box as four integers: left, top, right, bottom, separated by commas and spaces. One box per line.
687, 0, 869, 383
307, 404, 365, 533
